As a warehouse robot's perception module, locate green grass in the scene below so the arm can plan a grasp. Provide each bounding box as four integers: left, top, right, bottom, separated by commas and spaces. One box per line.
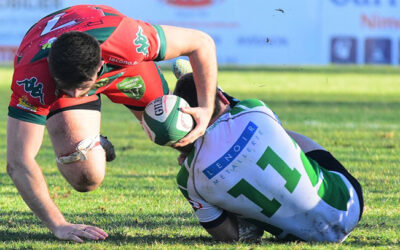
0, 65, 399, 249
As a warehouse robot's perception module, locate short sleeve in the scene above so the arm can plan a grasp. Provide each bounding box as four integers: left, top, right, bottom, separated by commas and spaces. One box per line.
101, 17, 166, 66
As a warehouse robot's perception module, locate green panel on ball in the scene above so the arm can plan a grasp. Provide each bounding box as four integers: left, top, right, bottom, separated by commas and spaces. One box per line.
143, 97, 189, 146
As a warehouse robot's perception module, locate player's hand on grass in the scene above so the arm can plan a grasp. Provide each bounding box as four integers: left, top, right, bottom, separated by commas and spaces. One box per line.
53, 223, 108, 243
174, 106, 212, 147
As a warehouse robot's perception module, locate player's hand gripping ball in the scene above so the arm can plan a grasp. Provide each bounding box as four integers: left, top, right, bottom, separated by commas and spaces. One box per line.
142, 95, 194, 146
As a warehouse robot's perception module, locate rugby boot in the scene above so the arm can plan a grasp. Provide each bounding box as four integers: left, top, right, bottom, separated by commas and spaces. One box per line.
100, 135, 116, 162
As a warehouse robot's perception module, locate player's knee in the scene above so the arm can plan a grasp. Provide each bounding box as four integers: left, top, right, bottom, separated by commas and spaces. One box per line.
71, 172, 104, 192
58, 152, 106, 192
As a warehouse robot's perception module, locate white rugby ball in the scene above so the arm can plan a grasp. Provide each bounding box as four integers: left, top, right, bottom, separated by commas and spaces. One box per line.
142, 95, 194, 146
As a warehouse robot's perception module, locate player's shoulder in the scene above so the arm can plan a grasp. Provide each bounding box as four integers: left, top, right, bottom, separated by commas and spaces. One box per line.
230, 99, 270, 115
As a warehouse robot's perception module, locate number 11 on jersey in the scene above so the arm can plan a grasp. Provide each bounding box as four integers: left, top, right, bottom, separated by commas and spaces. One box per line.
228, 146, 301, 218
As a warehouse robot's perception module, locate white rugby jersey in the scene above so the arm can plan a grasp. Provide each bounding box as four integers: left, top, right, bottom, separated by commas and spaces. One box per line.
177, 99, 360, 242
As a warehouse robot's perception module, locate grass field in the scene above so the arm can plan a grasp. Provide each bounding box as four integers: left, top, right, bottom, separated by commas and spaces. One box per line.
0, 65, 399, 249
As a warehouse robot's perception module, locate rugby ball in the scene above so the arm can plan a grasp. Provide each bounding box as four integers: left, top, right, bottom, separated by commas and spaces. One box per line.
142, 95, 194, 146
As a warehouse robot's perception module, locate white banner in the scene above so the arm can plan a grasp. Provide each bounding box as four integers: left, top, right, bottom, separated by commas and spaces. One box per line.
322, 0, 400, 65
0, 0, 398, 65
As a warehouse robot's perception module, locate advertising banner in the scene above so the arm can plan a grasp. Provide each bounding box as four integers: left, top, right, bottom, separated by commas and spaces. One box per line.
0, 0, 398, 65
322, 0, 400, 65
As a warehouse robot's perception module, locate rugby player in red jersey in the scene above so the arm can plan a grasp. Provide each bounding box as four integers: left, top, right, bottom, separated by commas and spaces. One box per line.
7, 5, 217, 242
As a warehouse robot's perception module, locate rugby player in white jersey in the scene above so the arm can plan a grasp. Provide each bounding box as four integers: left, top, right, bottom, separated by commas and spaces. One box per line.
172, 73, 364, 243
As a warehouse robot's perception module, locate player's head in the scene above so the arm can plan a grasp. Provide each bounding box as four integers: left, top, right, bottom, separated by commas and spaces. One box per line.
48, 31, 102, 96
173, 73, 229, 154
173, 73, 222, 120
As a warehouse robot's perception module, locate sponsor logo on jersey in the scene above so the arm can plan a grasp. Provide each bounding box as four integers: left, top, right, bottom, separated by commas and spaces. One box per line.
188, 199, 203, 209
117, 76, 145, 100
17, 96, 38, 112
134, 26, 150, 56
95, 72, 125, 88
16, 77, 45, 105
41, 37, 57, 50
108, 56, 137, 66
95, 77, 110, 88
203, 121, 258, 179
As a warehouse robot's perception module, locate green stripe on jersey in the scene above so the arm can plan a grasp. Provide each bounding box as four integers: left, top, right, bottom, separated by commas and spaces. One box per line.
177, 165, 189, 189
155, 64, 170, 94
30, 47, 50, 63
301, 151, 320, 187
8, 106, 46, 125
230, 99, 267, 115
103, 12, 119, 16
317, 167, 351, 211
178, 187, 190, 200
152, 25, 166, 61
303, 153, 350, 211
186, 149, 195, 168
84, 27, 117, 44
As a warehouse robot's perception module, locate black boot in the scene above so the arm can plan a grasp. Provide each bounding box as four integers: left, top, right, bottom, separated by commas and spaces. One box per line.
100, 135, 116, 162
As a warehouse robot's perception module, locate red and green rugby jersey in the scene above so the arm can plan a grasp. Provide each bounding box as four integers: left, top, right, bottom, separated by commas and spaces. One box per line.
9, 4, 166, 125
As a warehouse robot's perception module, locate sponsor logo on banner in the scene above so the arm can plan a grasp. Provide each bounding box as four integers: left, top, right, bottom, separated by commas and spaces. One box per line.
237, 36, 288, 47
361, 14, 400, 29
331, 37, 357, 64
16, 77, 45, 105
164, 0, 222, 7
330, 0, 398, 7
0, 0, 63, 9
365, 38, 391, 64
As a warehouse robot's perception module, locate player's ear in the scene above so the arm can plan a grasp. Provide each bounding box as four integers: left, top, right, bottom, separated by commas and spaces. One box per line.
97, 60, 104, 73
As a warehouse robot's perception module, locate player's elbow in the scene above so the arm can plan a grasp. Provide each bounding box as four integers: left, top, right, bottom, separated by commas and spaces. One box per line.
200, 31, 216, 52
190, 30, 215, 56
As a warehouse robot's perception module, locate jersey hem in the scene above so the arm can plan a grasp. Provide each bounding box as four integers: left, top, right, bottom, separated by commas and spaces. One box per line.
124, 104, 145, 111
8, 106, 46, 125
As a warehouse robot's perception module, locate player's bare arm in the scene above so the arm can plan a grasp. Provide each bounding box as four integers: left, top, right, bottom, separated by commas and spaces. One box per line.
161, 25, 218, 147
6, 117, 108, 243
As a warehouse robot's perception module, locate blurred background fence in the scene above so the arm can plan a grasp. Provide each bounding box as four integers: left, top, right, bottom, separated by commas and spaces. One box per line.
0, 0, 398, 65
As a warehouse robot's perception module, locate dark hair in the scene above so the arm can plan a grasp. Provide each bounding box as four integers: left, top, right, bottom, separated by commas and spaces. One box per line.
48, 31, 101, 89
173, 73, 221, 120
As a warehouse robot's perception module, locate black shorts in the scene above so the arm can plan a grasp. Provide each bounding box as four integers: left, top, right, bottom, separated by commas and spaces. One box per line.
47, 94, 102, 120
